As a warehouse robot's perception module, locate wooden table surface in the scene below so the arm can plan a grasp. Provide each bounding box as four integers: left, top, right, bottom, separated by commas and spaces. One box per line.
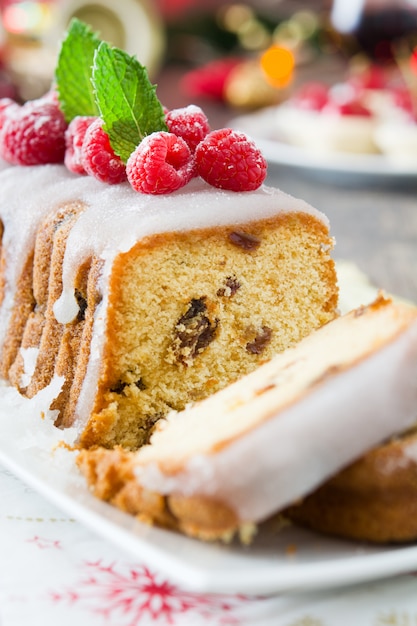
157, 66, 417, 304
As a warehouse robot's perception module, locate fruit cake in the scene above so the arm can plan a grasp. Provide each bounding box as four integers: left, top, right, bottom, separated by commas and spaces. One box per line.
0, 164, 337, 449
77, 296, 417, 541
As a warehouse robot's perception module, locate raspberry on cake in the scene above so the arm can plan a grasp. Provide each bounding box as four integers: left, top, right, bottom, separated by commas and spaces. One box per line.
65, 115, 97, 175
0, 98, 67, 165
126, 131, 195, 194
195, 128, 267, 191
165, 104, 210, 152
81, 118, 127, 184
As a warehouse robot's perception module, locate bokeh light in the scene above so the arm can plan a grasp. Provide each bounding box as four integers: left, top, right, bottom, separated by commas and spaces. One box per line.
260, 44, 295, 88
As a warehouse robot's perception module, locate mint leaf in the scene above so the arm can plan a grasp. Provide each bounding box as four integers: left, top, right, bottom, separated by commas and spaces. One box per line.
92, 41, 167, 163
55, 18, 100, 122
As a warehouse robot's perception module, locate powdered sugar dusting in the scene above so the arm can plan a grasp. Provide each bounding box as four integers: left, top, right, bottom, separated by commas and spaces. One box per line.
0, 377, 77, 450
19, 346, 39, 388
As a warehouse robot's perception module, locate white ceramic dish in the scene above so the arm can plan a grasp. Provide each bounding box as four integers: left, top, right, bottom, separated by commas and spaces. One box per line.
230, 108, 417, 183
0, 262, 416, 596
1, 426, 417, 596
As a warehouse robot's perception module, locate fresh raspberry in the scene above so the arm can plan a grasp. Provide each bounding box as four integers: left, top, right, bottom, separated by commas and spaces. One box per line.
0, 99, 67, 165
195, 128, 267, 192
165, 105, 210, 152
126, 131, 194, 194
81, 118, 126, 184
65, 115, 97, 174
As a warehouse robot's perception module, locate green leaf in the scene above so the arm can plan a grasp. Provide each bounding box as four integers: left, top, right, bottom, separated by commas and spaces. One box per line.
55, 18, 101, 122
92, 41, 167, 163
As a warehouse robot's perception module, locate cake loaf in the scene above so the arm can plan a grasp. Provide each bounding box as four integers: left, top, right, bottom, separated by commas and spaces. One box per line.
77, 296, 417, 541
0, 164, 337, 449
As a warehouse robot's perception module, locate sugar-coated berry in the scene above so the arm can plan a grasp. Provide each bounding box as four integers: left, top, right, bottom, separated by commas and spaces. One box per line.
195, 128, 267, 192
165, 105, 210, 152
0, 99, 67, 165
81, 118, 126, 184
65, 115, 97, 174
126, 131, 194, 194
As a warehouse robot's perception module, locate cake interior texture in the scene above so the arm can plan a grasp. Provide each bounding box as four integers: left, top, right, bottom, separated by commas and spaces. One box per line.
0, 167, 338, 450
78, 213, 336, 449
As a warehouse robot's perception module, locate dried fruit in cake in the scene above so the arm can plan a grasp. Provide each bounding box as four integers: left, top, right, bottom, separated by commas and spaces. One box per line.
0, 99, 67, 165
81, 118, 127, 184
126, 131, 195, 194
195, 128, 267, 192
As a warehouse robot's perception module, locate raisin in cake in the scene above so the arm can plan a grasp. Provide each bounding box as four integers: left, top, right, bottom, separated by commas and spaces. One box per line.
0, 164, 337, 449
77, 296, 417, 542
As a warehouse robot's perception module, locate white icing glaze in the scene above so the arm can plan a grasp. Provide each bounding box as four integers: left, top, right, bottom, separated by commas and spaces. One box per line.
19, 346, 39, 388
52, 175, 328, 323
133, 302, 417, 522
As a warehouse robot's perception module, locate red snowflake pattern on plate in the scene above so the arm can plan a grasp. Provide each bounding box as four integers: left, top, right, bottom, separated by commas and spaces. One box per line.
49, 559, 251, 625
26, 535, 62, 550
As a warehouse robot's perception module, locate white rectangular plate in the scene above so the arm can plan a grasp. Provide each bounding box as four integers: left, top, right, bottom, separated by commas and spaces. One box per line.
1, 425, 417, 596
1, 262, 416, 595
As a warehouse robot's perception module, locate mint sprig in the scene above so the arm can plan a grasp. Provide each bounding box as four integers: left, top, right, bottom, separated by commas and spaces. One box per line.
55, 19, 167, 163
55, 18, 101, 122
92, 42, 167, 163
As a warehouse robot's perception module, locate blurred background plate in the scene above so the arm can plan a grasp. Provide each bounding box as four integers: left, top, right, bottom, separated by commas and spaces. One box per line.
230, 107, 417, 185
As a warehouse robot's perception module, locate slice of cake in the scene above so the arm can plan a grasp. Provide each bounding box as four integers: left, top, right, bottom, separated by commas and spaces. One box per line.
77, 296, 417, 541
0, 165, 337, 449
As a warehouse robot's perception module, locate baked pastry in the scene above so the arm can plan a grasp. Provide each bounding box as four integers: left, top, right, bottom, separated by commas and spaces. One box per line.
274, 66, 417, 158
374, 116, 417, 165
275, 81, 379, 155
0, 164, 337, 449
77, 295, 417, 542
285, 428, 417, 543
